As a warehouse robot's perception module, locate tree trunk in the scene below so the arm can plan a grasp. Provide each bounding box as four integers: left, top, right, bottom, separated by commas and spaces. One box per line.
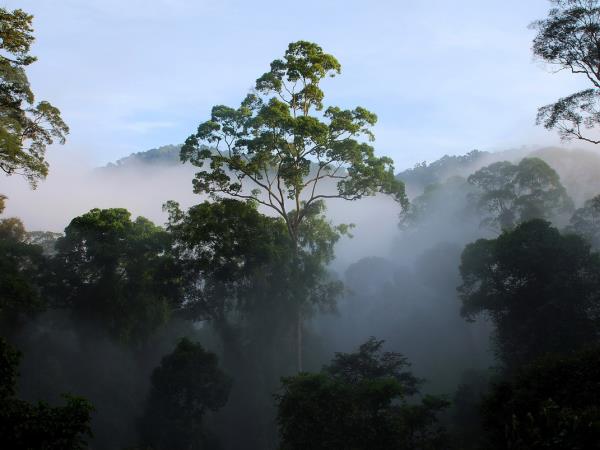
297, 308, 302, 372
292, 230, 303, 373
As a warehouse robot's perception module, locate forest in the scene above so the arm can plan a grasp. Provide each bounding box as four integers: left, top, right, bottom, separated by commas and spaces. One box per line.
3, 1, 600, 449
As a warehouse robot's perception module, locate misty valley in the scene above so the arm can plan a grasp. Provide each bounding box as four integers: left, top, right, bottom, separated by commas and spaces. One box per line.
4, 1, 600, 449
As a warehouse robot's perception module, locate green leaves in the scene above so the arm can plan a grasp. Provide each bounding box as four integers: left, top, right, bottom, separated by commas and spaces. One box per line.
0, 8, 68, 187
181, 40, 407, 244
52, 208, 182, 345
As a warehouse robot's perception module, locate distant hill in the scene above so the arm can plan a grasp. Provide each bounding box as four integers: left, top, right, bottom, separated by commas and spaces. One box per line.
395, 150, 489, 196
103, 144, 183, 169
395, 147, 600, 205
101, 144, 600, 206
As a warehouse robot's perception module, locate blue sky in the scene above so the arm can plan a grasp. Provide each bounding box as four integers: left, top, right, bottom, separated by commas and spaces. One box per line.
4, 0, 594, 170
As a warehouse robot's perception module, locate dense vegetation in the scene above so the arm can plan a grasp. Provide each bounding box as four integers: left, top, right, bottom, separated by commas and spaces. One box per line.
4, 1, 600, 449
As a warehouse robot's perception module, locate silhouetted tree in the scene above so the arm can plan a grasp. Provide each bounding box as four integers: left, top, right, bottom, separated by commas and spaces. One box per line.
532, 0, 600, 144
276, 338, 448, 449
0, 338, 93, 449
482, 346, 600, 449
459, 219, 600, 371
138, 338, 232, 450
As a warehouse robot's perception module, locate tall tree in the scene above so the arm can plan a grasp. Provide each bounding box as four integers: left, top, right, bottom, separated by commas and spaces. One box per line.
181, 41, 405, 370
0, 8, 68, 186
532, 0, 600, 144
459, 219, 600, 372
467, 158, 572, 231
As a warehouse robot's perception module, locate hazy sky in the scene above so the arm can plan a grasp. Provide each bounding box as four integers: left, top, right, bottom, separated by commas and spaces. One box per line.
4, 0, 595, 170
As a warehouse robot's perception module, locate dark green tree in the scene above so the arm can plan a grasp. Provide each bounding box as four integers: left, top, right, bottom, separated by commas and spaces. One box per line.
181, 41, 406, 370
0, 200, 47, 338
467, 158, 572, 231
482, 346, 600, 449
0, 8, 68, 186
532, 0, 600, 144
567, 194, 600, 249
138, 338, 232, 450
0, 338, 93, 450
459, 219, 600, 371
166, 198, 344, 364
276, 338, 449, 450
51, 208, 182, 344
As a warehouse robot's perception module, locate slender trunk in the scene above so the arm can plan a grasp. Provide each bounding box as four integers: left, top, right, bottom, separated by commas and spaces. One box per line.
292, 230, 303, 373
297, 308, 302, 372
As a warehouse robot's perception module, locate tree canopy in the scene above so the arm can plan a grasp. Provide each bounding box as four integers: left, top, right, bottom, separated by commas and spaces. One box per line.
459, 219, 600, 371
50, 208, 182, 344
181, 41, 406, 242
276, 338, 448, 450
0, 8, 68, 186
467, 158, 572, 231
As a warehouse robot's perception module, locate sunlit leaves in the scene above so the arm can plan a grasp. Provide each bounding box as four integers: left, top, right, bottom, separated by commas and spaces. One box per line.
181, 41, 407, 242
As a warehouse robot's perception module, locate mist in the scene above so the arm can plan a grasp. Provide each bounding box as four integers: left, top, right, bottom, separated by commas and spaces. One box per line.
5, 2, 600, 448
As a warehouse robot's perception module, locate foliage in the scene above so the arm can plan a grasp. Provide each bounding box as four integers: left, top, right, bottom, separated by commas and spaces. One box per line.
181, 41, 406, 243
50, 208, 182, 344
0, 205, 46, 336
165, 198, 293, 323
567, 194, 600, 249
482, 346, 600, 449
138, 337, 232, 450
532, 0, 600, 144
459, 219, 600, 371
0, 8, 68, 186
467, 158, 572, 231
165, 198, 345, 363
276, 337, 449, 450
0, 338, 93, 450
